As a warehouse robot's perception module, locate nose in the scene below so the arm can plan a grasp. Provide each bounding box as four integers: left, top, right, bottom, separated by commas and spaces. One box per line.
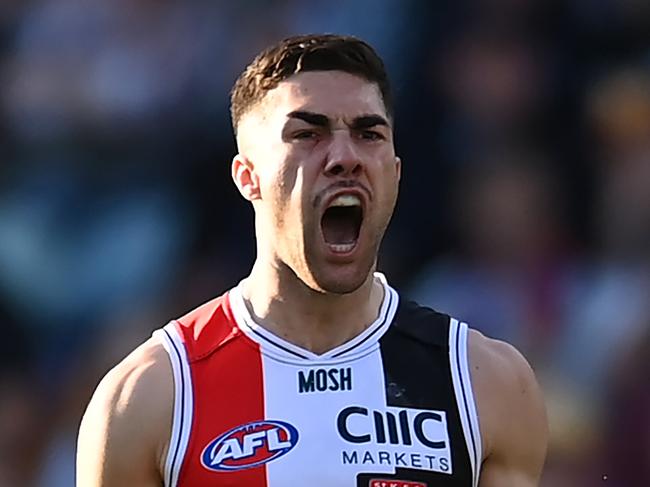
323, 131, 363, 178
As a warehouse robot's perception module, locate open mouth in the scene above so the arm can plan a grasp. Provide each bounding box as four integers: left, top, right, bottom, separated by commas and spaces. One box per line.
320, 195, 363, 254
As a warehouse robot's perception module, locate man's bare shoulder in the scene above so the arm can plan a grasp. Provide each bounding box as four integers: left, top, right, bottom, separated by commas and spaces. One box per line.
77, 337, 173, 486
467, 329, 548, 486
92, 337, 173, 429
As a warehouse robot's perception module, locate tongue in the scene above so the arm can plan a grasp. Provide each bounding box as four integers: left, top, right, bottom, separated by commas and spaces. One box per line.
321, 207, 359, 245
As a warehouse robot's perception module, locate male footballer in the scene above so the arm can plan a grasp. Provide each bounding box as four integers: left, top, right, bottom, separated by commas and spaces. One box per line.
77, 34, 547, 487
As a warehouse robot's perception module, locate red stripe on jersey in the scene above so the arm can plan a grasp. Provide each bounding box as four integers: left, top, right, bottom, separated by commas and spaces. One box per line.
174, 294, 268, 487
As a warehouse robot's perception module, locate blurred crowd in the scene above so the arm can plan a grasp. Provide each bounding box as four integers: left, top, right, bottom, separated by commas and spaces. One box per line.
0, 1, 649, 486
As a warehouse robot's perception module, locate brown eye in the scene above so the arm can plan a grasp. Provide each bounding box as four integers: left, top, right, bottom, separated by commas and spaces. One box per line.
360, 130, 384, 141
294, 130, 318, 140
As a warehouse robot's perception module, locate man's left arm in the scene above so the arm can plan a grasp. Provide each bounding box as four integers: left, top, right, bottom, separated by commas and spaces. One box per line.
468, 330, 549, 487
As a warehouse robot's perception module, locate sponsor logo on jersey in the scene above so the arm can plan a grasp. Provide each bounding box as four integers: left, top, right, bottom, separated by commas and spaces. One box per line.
298, 367, 352, 393
369, 480, 427, 487
337, 406, 452, 474
337, 406, 446, 448
201, 420, 299, 471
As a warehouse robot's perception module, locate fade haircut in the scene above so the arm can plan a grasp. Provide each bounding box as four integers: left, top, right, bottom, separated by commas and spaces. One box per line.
230, 34, 393, 134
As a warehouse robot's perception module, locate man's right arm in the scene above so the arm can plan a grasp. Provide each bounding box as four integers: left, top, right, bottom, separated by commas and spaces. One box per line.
76, 338, 173, 487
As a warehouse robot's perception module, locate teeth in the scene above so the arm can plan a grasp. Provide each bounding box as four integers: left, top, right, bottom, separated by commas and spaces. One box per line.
330, 194, 361, 207
329, 243, 356, 253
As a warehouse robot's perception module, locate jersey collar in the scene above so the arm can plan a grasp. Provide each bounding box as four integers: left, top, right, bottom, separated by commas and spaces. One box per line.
228, 272, 399, 364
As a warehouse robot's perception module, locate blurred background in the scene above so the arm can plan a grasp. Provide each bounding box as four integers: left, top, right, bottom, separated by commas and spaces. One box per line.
0, 0, 649, 485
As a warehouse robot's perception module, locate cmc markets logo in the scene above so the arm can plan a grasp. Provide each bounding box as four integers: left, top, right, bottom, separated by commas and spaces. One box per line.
336, 406, 452, 474
201, 420, 299, 471
337, 406, 446, 448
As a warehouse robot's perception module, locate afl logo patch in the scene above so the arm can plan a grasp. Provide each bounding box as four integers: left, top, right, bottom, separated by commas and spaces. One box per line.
201, 420, 299, 471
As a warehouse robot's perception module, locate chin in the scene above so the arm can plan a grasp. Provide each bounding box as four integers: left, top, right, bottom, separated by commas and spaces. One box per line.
318, 279, 364, 295
306, 263, 374, 295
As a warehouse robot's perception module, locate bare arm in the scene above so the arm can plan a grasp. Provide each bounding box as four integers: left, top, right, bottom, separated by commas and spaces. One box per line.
469, 331, 548, 487
76, 338, 173, 487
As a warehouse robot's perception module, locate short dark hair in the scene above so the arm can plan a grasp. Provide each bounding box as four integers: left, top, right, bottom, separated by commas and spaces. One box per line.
230, 34, 393, 134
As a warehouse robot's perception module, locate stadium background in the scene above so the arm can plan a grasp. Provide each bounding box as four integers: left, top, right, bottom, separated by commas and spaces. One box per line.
0, 1, 649, 485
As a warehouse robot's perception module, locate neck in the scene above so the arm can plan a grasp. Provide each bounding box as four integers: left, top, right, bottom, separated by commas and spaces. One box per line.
240, 260, 385, 354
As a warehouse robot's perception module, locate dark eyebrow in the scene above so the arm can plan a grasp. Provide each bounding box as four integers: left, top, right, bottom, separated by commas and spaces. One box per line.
287, 111, 330, 127
349, 115, 389, 130
286, 111, 390, 131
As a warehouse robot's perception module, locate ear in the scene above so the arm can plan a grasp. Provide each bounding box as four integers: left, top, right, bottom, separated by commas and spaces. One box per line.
231, 154, 261, 201
395, 156, 402, 182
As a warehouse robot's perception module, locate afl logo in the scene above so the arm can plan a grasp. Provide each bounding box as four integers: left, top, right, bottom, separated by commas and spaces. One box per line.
201, 420, 299, 471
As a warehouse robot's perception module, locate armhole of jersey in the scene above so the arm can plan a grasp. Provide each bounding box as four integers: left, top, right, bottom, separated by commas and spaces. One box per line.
152, 322, 194, 487
449, 319, 483, 487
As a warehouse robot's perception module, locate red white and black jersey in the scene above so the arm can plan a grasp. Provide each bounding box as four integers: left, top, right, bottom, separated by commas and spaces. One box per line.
153, 273, 482, 487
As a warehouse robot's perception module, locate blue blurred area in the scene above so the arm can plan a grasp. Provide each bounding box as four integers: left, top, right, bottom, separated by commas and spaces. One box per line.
0, 1, 649, 485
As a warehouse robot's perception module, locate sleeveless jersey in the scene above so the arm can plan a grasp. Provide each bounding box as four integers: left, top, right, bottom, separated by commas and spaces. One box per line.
153, 273, 482, 487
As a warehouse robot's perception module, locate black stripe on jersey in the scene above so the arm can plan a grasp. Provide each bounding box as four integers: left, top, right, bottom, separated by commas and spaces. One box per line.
331, 289, 394, 358
361, 300, 473, 487
455, 322, 479, 485
247, 327, 310, 359
163, 328, 186, 482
